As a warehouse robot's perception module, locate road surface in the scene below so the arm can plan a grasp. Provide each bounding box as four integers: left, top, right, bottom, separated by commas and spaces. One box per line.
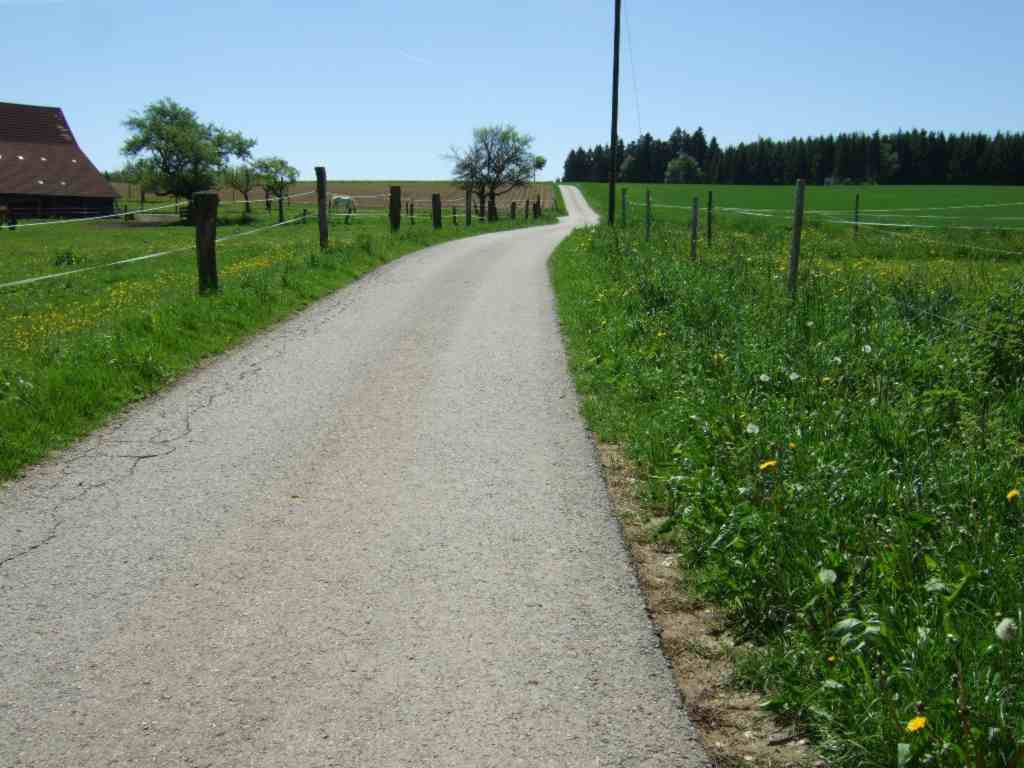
0, 186, 707, 767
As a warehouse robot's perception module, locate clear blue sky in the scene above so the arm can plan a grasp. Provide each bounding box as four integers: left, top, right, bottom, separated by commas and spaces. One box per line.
4, 0, 1021, 180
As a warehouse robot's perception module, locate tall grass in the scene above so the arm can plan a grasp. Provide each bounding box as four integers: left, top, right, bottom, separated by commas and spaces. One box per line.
551, 213, 1024, 767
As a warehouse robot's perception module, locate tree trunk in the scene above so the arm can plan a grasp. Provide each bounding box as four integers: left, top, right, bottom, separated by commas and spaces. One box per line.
487, 191, 496, 221
244, 192, 251, 213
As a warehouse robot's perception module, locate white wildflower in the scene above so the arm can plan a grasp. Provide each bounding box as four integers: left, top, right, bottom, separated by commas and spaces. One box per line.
789, 372, 801, 382
862, 344, 873, 354
995, 617, 1018, 643
746, 423, 760, 435
870, 397, 878, 406
832, 356, 842, 365
759, 374, 770, 383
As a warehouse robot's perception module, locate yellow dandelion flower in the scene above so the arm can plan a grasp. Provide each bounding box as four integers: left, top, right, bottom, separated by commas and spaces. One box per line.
1008, 489, 1020, 503
788, 442, 797, 450
826, 655, 836, 663
905, 716, 927, 733
759, 459, 779, 471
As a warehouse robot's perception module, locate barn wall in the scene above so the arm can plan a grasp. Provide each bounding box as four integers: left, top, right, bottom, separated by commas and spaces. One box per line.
0, 194, 115, 219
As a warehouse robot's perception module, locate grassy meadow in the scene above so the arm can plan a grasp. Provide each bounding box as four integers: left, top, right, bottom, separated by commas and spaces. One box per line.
574, 181, 1024, 226
0, 188, 559, 481
553, 183, 1024, 766
108, 180, 557, 213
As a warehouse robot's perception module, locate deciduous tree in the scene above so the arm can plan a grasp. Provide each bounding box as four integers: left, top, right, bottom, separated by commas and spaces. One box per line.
121, 98, 255, 220
450, 125, 536, 220
223, 164, 258, 214
254, 157, 299, 223
664, 153, 702, 184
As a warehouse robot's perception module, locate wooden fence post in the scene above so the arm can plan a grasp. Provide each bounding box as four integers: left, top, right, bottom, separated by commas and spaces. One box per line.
853, 192, 860, 240
707, 190, 713, 244
787, 179, 806, 298
621, 189, 628, 226
511, 201, 517, 220
432, 193, 442, 229
690, 196, 699, 260
465, 189, 472, 226
315, 166, 328, 249
193, 191, 219, 295
645, 189, 652, 241
452, 206, 457, 225
410, 200, 415, 225
277, 190, 284, 223
389, 186, 401, 231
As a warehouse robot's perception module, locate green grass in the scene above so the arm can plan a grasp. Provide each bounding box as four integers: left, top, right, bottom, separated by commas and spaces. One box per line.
574, 181, 1024, 232
553, 183, 567, 215
552, 184, 1024, 767
0, 200, 558, 482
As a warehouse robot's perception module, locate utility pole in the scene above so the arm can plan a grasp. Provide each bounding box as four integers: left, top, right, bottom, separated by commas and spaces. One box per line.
608, 0, 622, 226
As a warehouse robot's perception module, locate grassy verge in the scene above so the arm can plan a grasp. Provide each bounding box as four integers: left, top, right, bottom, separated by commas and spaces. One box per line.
0, 206, 558, 481
553, 183, 567, 215
551, 202, 1023, 767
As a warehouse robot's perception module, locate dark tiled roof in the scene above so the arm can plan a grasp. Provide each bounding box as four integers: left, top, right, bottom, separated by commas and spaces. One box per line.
0, 102, 117, 199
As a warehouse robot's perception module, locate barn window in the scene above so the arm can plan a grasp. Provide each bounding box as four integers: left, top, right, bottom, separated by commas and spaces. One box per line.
37, 179, 45, 185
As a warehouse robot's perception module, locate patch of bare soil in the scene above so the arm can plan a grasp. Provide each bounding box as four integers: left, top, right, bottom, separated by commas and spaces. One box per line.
597, 442, 822, 768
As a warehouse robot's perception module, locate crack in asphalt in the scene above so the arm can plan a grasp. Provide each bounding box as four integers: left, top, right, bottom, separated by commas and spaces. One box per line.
0, 512, 63, 569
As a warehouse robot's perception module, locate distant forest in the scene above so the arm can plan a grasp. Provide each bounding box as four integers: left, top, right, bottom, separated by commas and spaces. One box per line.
562, 128, 1024, 186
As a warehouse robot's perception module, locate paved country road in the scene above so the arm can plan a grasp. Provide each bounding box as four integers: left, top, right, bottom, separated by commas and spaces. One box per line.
0, 187, 708, 767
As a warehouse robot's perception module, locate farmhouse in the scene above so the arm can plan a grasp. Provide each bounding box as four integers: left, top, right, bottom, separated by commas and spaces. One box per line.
0, 101, 116, 219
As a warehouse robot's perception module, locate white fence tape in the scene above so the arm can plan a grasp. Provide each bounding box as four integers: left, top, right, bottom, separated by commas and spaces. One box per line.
0, 214, 307, 291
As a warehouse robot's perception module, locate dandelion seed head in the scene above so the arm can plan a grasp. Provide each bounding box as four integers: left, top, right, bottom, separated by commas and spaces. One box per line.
862, 344, 873, 354
996, 617, 1018, 642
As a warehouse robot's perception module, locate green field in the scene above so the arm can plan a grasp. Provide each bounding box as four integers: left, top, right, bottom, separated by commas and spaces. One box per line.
574, 181, 1024, 225
0, 188, 558, 481
554, 183, 1024, 767
575, 183, 1024, 267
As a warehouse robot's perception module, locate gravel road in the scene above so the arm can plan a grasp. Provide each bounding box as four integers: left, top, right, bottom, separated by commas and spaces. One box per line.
0, 186, 707, 767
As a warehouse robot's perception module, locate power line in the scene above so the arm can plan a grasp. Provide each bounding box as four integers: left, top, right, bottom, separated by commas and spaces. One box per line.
623, 0, 642, 138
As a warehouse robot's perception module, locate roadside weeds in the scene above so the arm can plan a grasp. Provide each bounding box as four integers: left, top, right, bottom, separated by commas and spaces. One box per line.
597, 441, 820, 768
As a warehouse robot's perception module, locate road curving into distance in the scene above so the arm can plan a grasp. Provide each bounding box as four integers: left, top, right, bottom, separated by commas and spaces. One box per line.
0, 185, 708, 767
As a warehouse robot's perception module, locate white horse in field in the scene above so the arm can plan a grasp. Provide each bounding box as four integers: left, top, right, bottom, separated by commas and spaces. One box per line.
331, 195, 356, 214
